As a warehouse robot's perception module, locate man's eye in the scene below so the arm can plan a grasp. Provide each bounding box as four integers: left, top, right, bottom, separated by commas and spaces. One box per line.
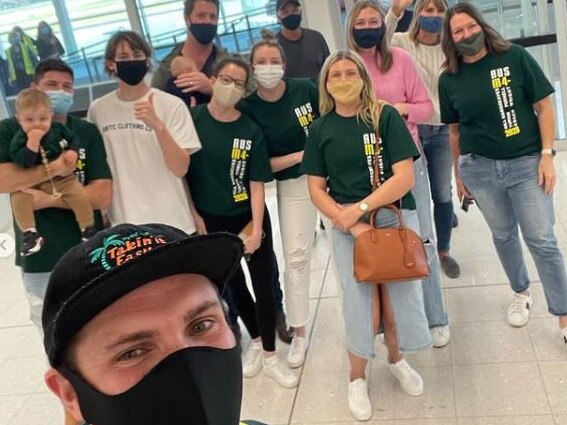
117, 348, 145, 361
192, 320, 214, 333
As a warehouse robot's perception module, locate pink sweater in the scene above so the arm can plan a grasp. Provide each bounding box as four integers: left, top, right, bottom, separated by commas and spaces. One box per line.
361, 47, 433, 146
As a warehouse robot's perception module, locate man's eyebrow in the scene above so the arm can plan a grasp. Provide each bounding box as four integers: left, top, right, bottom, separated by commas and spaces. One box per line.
183, 299, 222, 324
104, 331, 157, 352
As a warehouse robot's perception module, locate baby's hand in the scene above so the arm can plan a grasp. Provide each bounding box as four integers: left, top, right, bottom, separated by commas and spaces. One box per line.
27, 128, 47, 143
62, 150, 78, 167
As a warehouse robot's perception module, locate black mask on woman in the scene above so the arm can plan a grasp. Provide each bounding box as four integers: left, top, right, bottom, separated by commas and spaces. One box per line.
115, 60, 148, 86
353, 27, 384, 49
60, 346, 243, 425
190, 23, 218, 45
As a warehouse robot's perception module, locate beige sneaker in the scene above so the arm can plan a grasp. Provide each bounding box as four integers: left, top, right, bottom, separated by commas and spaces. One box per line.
388, 358, 423, 396
263, 355, 299, 388
431, 325, 450, 348
348, 378, 372, 421
287, 336, 308, 368
507, 293, 533, 327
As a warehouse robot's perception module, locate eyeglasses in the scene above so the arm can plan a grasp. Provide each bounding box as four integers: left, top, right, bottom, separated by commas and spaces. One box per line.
218, 74, 247, 90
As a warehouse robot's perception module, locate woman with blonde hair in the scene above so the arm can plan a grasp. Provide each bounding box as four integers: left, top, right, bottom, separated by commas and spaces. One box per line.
346, 0, 451, 348
301, 50, 431, 421
384, 0, 461, 282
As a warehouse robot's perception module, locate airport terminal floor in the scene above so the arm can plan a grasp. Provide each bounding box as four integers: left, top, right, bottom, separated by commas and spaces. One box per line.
1, 162, 567, 424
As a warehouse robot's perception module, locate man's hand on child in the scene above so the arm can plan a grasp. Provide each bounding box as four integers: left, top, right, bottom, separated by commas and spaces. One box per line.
62, 150, 78, 167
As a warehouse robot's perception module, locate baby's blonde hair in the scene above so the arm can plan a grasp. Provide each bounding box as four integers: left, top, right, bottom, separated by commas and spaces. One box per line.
170, 56, 197, 77
15, 88, 52, 114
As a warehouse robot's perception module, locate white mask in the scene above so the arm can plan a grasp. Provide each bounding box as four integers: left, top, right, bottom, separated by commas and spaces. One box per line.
254, 64, 284, 89
212, 81, 244, 107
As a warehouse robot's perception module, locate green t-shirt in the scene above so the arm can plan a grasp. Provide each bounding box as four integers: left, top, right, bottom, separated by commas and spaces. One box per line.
187, 105, 273, 217
10, 122, 78, 167
239, 78, 319, 181
439, 44, 554, 159
0, 116, 112, 273
300, 105, 419, 209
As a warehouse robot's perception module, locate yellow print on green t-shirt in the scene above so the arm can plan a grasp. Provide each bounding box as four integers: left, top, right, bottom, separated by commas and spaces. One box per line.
363, 133, 377, 186
490, 66, 521, 138
294, 102, 315, 136
230, 138, 252, 203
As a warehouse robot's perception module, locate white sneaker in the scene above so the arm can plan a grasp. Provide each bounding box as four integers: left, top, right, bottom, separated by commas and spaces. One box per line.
388, 359, 424, 397
348, 378, 372, 421
242, 341, 263, 378
263, 355, 299, 388
507, 293, 533, 327
287, 336, 308, 368
431, 325, 450, 348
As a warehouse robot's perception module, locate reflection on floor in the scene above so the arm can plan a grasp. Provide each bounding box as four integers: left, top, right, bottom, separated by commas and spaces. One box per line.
1, 153, 567, 425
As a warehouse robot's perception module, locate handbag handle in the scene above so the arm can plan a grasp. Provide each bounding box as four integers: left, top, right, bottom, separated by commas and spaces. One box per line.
368, 204, 406, 230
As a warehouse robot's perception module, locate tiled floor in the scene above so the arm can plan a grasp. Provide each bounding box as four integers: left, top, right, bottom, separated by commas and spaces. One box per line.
1, 154, 567, 424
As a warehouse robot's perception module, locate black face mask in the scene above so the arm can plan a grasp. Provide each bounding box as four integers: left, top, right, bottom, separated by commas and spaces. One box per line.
61, 346, 243, 425
353, 27, 384, 49
281, 13, 302, 30
115, 60, 148, 86
189, 23, 218, 45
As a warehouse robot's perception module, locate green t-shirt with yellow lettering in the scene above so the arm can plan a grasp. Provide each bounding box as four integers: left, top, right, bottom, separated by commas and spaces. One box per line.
187, 105, 273, 217
239, 78, 319, 181
300, 104, 419, 209
439, 44, 554, 159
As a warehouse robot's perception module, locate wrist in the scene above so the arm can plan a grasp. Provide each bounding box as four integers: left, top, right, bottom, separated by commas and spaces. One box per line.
541, 148, 556, 157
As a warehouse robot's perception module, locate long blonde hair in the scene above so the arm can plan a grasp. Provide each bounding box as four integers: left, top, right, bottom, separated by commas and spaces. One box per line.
319, 51, 385, 131
345, 1, 393, 74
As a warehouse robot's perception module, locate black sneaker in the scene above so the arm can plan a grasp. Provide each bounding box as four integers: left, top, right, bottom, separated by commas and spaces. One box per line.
440, 255, 461, 278
81, 226, 98, 241
21, 230, 44, 257
276, 310, 294, 344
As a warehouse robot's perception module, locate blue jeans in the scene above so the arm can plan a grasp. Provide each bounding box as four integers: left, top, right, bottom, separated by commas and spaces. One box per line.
20, 271, 51, 336
459, 153, 567, 316
419, 124, 454, 253
412, 156, 450, 328
331, 208, 431, 358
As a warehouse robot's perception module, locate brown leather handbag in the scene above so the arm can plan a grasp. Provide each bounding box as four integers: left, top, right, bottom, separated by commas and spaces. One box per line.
353, 204, 429, 283
352, 133, 429, 284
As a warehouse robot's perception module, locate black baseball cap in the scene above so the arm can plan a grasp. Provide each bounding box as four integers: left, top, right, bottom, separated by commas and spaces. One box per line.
42, 223, 244, 368
276, 0, 300, 12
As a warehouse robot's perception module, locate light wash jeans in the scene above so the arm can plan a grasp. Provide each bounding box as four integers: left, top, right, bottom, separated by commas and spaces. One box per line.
459, 153, 567, 315
21, 271, 51, 336
277, 175, 318, 327
418, 124, 455, 253
331, 208, 432, 359
412, 156, 450, 328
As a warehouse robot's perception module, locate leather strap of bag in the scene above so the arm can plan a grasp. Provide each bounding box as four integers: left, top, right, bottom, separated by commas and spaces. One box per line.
370, 131, 404, 229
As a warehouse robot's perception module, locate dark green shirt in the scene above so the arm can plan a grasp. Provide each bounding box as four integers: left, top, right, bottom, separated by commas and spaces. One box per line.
300, 105, 419, 209
10, 122, 77, 167
187, 105, 273, 217
0, 116, 112, 273
439, 44, 554, 159
239, 78, 319, 181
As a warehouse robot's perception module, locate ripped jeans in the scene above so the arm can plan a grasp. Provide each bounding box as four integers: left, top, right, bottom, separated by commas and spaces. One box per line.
411, 156, 449, 328
277, 175, 318, 327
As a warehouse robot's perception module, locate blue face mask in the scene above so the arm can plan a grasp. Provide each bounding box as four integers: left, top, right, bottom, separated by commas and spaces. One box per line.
418, 16, 444, 34
46, 90, 73, 115
353, 27, 384, 49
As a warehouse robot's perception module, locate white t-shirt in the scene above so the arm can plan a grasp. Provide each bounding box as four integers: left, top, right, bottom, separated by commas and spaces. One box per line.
88, 88, 201, 234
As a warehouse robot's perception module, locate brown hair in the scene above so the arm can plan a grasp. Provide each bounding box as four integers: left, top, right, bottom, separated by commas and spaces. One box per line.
249, 28, 287, 64
408, 0, 449, 44
345, 1, 393, 74
184, 0, 219, 17
214, 55, 251, 85
441, 2, 510, 73
104, 31, 153, 75
16, 88, 52, 113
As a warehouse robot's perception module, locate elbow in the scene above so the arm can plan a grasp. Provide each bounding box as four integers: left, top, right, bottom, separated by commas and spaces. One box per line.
99, 190, 112, 210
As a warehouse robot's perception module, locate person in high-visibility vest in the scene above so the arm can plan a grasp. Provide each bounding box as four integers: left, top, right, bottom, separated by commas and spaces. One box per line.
5, 26, 39, 93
